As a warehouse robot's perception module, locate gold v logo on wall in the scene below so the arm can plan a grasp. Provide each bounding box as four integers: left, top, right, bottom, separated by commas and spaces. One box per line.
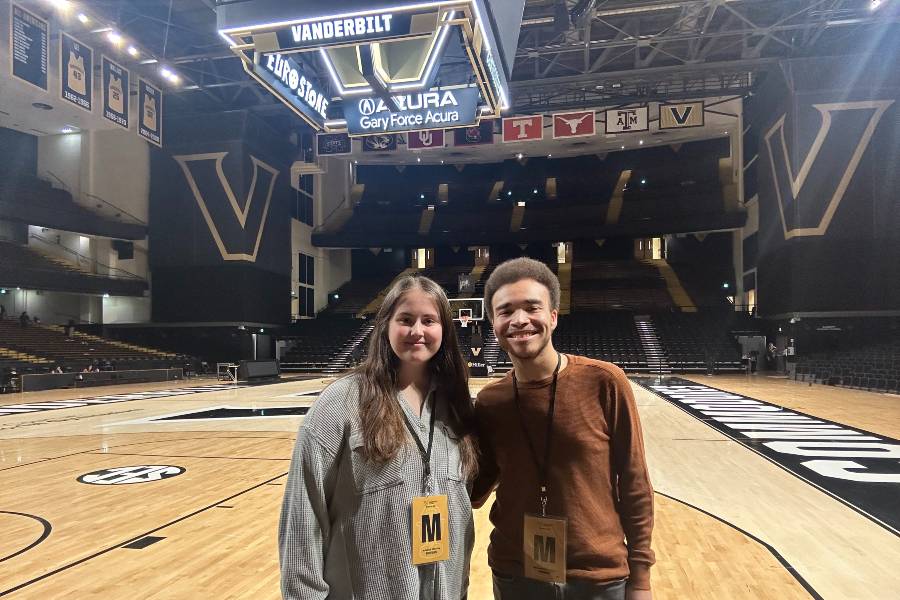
763, 100, 893, 239
173, 152, 280, 262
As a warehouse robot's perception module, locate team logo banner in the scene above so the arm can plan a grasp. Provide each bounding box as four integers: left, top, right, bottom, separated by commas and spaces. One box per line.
454, 120, 494, 146
408, 129, 445, 150
363, 134, 399, 152
502, 115, 543, 143
138, 79, 163, 147
605, 106, 649, 133
317, 132, 352, 156
60, 32, 93, 112
553, 111, 595, 138
10, 3, 48, 91
659, 102, 704, 129
636, 377, 900, 535
102, 56, 129, 130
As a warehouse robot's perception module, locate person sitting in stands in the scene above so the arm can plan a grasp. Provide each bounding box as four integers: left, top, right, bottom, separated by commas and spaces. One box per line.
52, 366, 64, 374
19, 312, 30, 327
65, 319, 76, 339
32, 315, 41, 325
0, 304, 6, 319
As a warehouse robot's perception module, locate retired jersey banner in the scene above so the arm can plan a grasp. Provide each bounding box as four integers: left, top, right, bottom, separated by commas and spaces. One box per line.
138, 78, 162, 147
362, 134, 399, 152
660, 101, 704, 129
502, 115, 543, 143
60, 32, 93, 113
408, 129, 445, 150
454, 120, 494, 146
553, 111, 595, 138
317, 133, 352, 156
102, 56, 129, 130
10, 3, 49, 91
605, 106, 649, 133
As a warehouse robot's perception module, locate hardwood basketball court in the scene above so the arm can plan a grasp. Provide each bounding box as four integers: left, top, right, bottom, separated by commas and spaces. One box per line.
2, 374, 897, 598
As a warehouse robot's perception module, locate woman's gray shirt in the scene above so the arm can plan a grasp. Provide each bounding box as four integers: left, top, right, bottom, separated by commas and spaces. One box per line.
279, 375, 475, 599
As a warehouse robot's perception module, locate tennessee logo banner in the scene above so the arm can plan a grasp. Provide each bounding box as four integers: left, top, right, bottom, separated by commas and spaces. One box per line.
502, 115, 543, 142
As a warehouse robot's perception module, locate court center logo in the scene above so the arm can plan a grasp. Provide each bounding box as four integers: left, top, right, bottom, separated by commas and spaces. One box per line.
77, 465, 185, 485
763, 100, 893, 239
172, 152, 280, 262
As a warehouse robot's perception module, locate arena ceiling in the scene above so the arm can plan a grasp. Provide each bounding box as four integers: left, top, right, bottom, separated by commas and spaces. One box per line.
23, 0, 900, 134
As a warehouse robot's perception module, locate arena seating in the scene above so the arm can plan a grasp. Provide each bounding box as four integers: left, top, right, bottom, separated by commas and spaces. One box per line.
797, 338, 900, 393
554, 313, 649, 370
572, 259, 672, 311
321, 271, 403, 316
280, 318, 372, 372
652, 311, 744, 372
0, 240, 147, 296
0, 316, 182, 371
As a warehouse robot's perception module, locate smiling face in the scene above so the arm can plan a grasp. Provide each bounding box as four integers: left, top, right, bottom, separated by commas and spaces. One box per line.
491, 278, 558, 361
387, 287, 444, 367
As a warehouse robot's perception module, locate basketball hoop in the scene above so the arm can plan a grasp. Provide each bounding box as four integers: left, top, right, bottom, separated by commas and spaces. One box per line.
460, 314, 470, 328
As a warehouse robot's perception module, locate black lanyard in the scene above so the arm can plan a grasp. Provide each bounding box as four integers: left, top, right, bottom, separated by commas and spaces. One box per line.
512, 353, 562, 517
400, 391, 437, 494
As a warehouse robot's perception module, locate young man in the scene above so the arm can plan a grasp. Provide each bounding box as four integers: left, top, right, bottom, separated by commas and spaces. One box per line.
473, 257, 654, 600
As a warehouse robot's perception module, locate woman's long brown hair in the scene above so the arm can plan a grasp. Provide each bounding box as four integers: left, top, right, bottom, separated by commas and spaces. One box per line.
353, 275, 478, 481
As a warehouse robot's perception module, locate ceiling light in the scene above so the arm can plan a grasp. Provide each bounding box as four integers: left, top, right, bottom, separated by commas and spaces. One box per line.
61, 126, 77, 134
638, 139, 644, 145
140, 58, 158, 65
127, 46, 139, 57
106, 31, 123, 45
49, 0, 73, 11
870, 0, 883, 10
77, 13, 89, 23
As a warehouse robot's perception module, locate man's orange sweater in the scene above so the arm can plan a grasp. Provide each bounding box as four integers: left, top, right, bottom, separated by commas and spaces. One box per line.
473, 355, 655, 589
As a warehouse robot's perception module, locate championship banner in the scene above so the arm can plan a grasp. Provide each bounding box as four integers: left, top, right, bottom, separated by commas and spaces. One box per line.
553, 110, 595, 138
408, 129, 445, 150
138, 78, 163, 148
502, 115, 543, 143
317, 132, 352, 156
660, 101, 704, 129
10, 3, 48, 91
60, 32, 93, 113
454, 120, 494, 146
102, 56, 129, 130
362, 134, 399, 152
605, 106, 649, 133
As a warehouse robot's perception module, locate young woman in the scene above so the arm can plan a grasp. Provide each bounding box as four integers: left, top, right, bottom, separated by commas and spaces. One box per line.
279, 275, 478, 600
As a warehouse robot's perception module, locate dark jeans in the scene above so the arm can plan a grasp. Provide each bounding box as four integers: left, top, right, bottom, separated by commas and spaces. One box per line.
492, 572, 627, 600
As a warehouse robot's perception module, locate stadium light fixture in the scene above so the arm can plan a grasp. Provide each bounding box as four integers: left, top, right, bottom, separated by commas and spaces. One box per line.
127, 46, 140, 58
870, 0, 883, 10
48, 0, 73, 12
77, 13, 89, 24
107, 31, 123, 45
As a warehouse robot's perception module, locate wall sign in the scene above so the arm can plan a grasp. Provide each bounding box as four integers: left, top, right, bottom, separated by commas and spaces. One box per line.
10, 3, 48, 91
274, 12, 416, 51
250, 52, 328, 129
344, 88, 480, 135
553, 110, 595, 138
138, 78, 162, 147
102, 56, 130, 129
502, 115, 543, 143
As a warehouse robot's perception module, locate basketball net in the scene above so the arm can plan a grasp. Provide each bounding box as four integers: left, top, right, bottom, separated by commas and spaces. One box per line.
460, 315, 470, 328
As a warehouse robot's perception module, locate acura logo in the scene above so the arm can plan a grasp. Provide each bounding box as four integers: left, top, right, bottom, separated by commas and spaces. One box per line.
359, 98, 377, 116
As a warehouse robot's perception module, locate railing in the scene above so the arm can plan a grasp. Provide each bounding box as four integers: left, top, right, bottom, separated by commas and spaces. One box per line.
28, 233, 144, 280
42, 170, 147, 226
